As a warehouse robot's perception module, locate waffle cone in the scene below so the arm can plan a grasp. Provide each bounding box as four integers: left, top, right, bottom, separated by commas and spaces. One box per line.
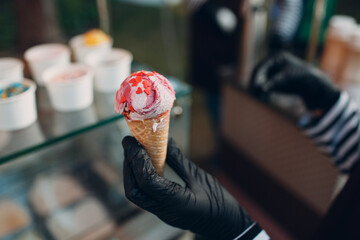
125, 111, 170, 175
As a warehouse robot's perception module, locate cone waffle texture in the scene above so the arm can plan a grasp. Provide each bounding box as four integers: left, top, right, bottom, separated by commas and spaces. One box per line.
125, 111, 170, 175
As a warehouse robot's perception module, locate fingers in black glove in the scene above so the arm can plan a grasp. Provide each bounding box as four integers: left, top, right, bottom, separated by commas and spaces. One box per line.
165, 138, 193, 186
122, 146, 157, 210
249, 52, 340, 113
122, 136, 183, 207
122, 136, 253, 240
249, 51, 290, 101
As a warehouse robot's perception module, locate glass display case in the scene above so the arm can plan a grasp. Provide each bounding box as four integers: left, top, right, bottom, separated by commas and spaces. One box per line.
0, 63, 192, 240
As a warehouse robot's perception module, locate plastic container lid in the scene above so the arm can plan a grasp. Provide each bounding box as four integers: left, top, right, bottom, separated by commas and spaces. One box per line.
347, 26, 360, 51
327, 15, 357, 41
24, 44, 70, 62
0, 58, 23, 76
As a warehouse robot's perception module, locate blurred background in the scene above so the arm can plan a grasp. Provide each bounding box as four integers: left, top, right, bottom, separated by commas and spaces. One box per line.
1, 0, 360, 239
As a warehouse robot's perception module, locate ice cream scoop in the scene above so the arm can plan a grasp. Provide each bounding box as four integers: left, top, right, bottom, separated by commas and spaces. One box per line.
0, 82, 29, 99
83, 29, 110, 46
115, 70, 176, 175
115, 70, 175, 121
69, 29, 112, 63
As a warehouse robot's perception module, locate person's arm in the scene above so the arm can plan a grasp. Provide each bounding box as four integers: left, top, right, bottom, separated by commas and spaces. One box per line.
299, 92, 360, 173
122, 136, 269, 240
250, 52, 360, 173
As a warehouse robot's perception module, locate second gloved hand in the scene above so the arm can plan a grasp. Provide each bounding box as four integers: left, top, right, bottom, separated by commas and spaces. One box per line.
122, 136, 253, 240
249, 52, 340, 114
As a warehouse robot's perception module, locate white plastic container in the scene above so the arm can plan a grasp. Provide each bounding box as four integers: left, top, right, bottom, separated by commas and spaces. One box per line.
339, 27, 360, 106
340, 27, 360, 85
0, 58, 24, 88
85, 48, 133, 92
0, 79, 37, 131
24, 44, 71, 86
321, 16, 356, 83
43, 64, 94, 112
69, 34, 113, 63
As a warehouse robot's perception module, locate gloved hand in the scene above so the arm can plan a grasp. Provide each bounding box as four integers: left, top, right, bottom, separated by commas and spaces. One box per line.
122, 136, 253, 240
249, 52, 340, 114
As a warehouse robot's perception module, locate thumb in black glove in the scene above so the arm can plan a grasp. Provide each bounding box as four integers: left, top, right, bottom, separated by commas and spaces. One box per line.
249, 52, 340, 114
122, 136, 253, 240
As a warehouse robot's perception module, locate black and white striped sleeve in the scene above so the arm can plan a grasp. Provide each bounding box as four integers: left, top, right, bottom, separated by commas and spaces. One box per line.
233, 223, 270, 240
299, 92, 360, 173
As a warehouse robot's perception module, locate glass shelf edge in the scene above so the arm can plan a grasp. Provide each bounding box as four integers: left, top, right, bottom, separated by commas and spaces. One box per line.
0, 115, 123, 165
0, 88, 192, 165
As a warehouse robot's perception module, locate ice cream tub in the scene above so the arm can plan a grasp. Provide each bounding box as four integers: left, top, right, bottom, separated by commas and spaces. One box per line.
29, 174, 87, 216
69, 30, 113, 63
0, 197, 33, 240
85, 48, 133, 92
42, 64, 94, 112
0, 80, 37, 131
0, 58, 24, 88
45, 197, 115, 240
24, 43, 71, 86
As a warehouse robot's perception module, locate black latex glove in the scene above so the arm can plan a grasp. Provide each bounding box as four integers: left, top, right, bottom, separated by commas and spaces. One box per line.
249, 52, 340, 114
122, 136, 253, 240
